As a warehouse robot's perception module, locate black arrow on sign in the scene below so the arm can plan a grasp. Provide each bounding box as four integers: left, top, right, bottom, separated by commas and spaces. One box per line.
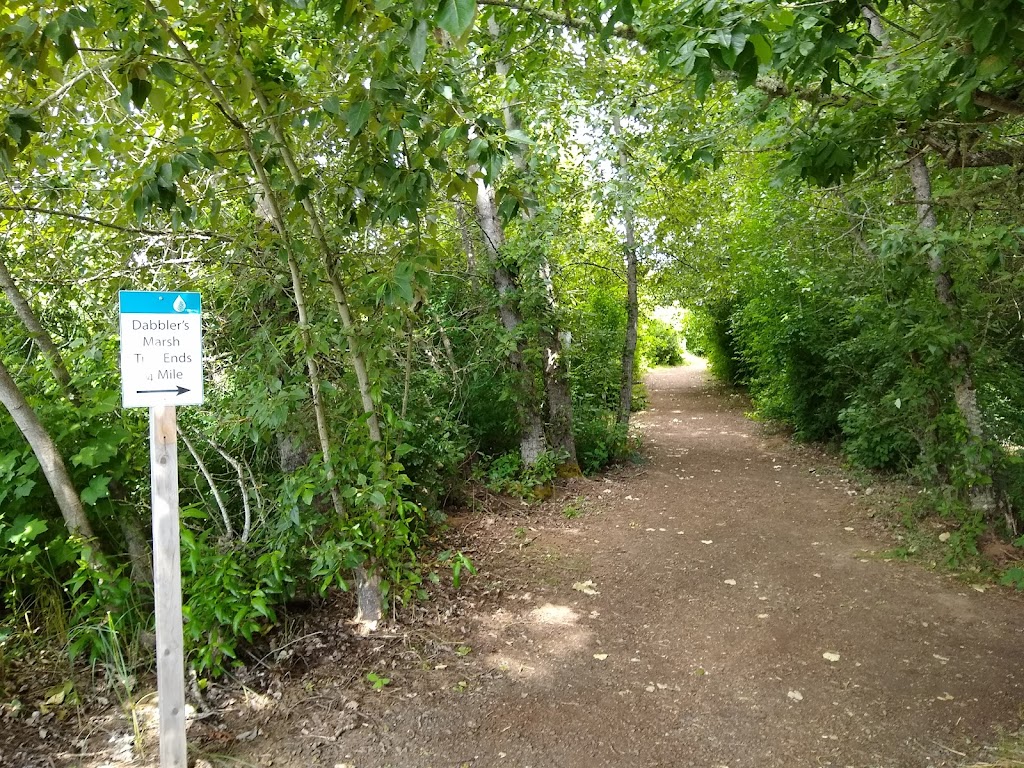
136, 386, 191, 396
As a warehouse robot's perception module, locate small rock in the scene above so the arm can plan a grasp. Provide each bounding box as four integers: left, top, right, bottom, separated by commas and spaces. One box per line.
788, 690, 803, 702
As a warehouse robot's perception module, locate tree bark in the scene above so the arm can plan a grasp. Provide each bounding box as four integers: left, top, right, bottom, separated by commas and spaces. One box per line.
149, 10, 389, 629
907, 148, 993, 513
0, 249, 75, 398
455, 202, 480, 293
0, 357, 94, 539
118, 514, 153, 584
474, 178, 548, 465
489, 19, 580, 473
613, 115, 640, 426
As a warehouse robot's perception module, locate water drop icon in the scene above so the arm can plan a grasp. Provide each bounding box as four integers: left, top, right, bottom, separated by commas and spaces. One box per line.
172, 295, 187, 312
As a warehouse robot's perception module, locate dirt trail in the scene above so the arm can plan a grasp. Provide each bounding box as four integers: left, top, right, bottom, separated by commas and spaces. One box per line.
199, 364, 1024, 766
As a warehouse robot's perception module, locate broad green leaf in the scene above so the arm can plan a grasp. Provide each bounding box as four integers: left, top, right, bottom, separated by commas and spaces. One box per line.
151, 61, 176, 84
436, 0, 476, 38
322, 95, 341, 116
750, 33, 772, 64
129, 79, 152, 110
410, 19, 428, 72
346, 100, 372, 135
506, 128, 533, 145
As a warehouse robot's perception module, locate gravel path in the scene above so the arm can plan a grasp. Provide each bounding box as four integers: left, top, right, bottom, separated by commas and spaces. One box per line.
225, 363, 1024, 767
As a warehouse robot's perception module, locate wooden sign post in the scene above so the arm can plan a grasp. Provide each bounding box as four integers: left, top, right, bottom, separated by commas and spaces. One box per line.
119, 291, 203, 768
150, 405, 186, 766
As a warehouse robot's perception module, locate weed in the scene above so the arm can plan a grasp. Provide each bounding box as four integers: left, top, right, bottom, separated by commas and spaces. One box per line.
366, 671, 391, 691
562, 497, 586, 519
437, 551, 476, 589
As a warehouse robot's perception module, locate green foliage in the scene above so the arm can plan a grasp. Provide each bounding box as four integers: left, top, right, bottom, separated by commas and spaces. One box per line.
639, 318, 683, 367
474, 450, 561, 499
572, 405, 633, 474
437, 550, 476, 589
366, 671, 391, 690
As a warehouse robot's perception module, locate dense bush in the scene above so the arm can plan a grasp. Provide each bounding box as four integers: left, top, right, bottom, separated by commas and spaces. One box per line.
639, 318, 683, 367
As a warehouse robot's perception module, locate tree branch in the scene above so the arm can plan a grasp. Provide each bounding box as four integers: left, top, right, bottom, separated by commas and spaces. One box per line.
973, 90, 1024, 116
0, 205, 225, 239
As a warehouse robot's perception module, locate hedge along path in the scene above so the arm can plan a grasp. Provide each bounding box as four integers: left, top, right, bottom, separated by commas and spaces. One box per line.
238, 362, 1024, 768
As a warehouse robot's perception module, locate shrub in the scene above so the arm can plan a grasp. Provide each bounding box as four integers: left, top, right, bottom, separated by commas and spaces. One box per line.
640, 318, 683, 367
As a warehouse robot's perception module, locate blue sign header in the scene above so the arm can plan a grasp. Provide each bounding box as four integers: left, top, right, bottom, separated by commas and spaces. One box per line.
119, 291, 201, 315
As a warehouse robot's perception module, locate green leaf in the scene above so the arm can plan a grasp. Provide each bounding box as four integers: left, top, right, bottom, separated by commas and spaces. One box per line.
151, 61, 176, 84
750, 33, 772, 64
346, 100, 372, 135
972, 17, 995, 53
7, 515, 47, 545
506, 128, 533, 145
410, 19, 428, 72
5, 16, 38, 41
129, 78, 152, 110
56, 32, 78, 63
322, 95, 341, 116
14, 479, 35, 498
81, 476, 111, 505
436, 0, 476, 38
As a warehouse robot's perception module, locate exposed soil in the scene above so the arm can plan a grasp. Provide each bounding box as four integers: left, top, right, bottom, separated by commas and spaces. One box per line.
11, 362, 1024, 768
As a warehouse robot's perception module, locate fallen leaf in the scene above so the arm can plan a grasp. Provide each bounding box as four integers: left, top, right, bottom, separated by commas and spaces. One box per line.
573, 580, 600, 595
936, 692, 954, 701
822, 652, 841, 662
593, 653, 608, 661
788, 690, 803, 701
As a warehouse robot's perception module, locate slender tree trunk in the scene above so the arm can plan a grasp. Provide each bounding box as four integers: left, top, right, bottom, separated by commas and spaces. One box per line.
119, 514, 153, 584
474, 178, 548, 465
907, 148, 993, 513
223, 21, 387, 625
240, 60, 382, 444
489, 19, 580, 473
238, 60, 387, 625
178, 426, 233, 540
0, 249, 75, 398
613, 115, 640, 426
149, 11, 393, 628
0, 358, 94, 539
455, 202, 480, 293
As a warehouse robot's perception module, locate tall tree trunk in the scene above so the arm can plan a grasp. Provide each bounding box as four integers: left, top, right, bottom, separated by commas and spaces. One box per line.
907, 148, 994, 513
474, 179, 548, 465
150, 12, 388, 629
613, 115, 640, 426
489, 18, 580, 473
0, 357, 94, 540
0, 248, 75, 399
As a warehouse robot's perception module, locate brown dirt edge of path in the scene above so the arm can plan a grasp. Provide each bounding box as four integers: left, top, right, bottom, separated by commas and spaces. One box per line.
10, 362, 1024, 768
